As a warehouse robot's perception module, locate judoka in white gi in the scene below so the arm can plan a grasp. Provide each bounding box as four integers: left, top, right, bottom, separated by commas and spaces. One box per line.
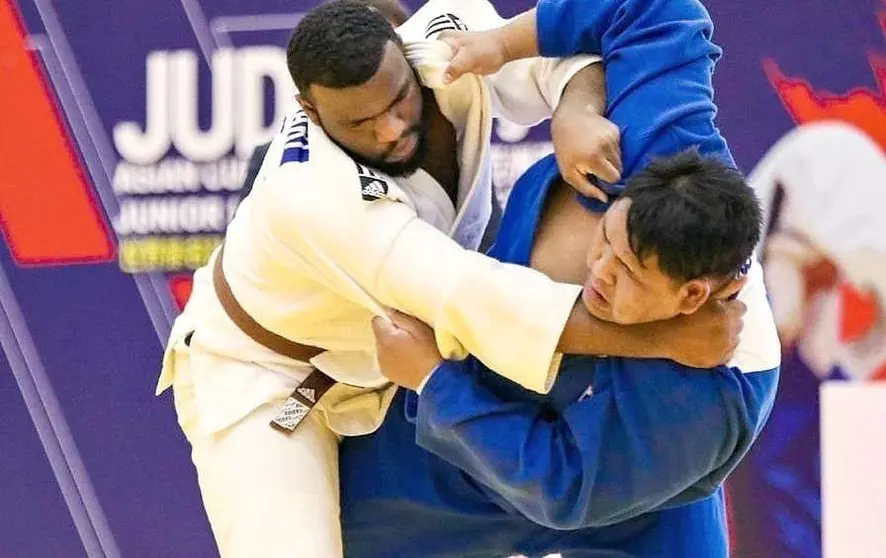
156, 1, 740, 555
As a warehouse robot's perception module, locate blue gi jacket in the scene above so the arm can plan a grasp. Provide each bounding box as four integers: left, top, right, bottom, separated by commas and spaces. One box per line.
340, 0, 779, 556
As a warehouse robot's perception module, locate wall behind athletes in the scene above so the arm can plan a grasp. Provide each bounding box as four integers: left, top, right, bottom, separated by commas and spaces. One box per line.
1, 0, 883, 556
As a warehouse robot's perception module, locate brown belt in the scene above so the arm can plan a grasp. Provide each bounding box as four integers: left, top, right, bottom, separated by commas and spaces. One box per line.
212, 243, 335, 434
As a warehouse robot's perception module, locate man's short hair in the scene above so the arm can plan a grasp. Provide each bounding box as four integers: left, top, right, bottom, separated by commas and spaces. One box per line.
353, 0, 410, 27
623, 149, 762, 281
287, 0, 402, 96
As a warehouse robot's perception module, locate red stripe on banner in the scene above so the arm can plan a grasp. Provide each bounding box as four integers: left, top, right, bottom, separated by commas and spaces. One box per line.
168, 274, 193, 311
0, 0, 115, 266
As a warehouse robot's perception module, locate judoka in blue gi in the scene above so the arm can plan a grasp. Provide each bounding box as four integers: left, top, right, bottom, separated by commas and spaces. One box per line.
338, 0, 781, 556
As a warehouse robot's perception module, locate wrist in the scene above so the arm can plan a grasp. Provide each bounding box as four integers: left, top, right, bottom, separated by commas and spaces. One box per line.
416, 359, 452, 395
416, 359, 445, 394
638, 321, 673, 361
499, 9, 539, 63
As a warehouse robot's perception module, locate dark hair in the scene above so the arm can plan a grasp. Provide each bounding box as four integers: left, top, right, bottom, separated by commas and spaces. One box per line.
287, 0, 402, 97
622, 149, 762, 281
352, 0, 411, 27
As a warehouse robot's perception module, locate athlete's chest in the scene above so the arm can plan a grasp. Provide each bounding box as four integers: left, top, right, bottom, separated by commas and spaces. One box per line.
421, 93, 460, 204
530, 179, 602, 284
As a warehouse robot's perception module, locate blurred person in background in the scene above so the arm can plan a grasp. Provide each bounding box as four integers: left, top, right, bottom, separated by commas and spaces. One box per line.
752, 121, 886, 382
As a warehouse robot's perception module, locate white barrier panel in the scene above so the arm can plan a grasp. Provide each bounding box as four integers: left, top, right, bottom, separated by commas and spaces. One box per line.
821, 383, 886, 558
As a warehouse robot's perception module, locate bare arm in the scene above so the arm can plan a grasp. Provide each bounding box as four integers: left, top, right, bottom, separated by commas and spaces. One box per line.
498, 9, 540, 61
550, 63, 621, 198
440, 8, 540, 84
557, 62, 607, 115
558, 297, 745, 369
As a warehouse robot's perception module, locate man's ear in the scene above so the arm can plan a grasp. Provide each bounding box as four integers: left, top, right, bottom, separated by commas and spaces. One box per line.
677, 279, 712, 315
296, 93, 320, 126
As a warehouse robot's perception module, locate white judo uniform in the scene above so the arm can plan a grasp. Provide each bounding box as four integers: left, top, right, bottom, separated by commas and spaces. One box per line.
156, 0, 599, 555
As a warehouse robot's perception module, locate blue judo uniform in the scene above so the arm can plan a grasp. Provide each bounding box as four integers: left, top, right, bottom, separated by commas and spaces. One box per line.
339, 0, 780, 556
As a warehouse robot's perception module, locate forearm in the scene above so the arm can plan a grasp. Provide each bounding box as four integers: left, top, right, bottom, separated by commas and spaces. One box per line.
271, 163, 577, 393
535, 0, 734, 175
416, 358, 758, 528
556, 62, 607, 116
375, 219, 581, 394
557, 301, 669, 359
497, 8, 540, 62
495, 0, 615, 61
416, 361, 598, 529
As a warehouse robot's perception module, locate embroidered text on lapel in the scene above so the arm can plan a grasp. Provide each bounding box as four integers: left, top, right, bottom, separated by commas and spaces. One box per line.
355, 162, 391, 201
425, 13, 468, 39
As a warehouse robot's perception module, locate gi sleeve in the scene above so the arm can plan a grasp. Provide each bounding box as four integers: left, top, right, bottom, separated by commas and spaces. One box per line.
402, 0, 600, 127
486, 53, 601, 128
257, 160, 579, 394
416, 358, 778, 529
472, 0, 601, 127
414, 264, 781, 528
535, 0, 736, 180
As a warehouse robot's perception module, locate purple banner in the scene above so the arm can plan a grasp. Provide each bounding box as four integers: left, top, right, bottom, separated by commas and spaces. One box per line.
2, 0, 883, 556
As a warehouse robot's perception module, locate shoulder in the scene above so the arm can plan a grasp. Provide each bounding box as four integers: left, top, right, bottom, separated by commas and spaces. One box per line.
256, 131, 407, 225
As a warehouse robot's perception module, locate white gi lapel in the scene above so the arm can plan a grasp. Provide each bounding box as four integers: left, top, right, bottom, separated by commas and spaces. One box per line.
401, 41, 494, 251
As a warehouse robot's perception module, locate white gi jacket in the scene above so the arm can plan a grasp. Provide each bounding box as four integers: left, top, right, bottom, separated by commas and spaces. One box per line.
157, 0, 599, 435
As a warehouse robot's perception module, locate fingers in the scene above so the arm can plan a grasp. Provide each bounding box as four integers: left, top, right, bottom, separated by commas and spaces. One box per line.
371, 315, 398, 341
437, 30, 457, 43
442, 60, 463, 85
438, 33, 466, 85
597, 124, 622, 180
563, 169, 608, 202
386, 308, 416, 328
591, 157, 621, 184
438, 31, 506, 84
382, 309, 434, 338
557, 141, 622, 197
562, 155, 619, 201
372, 311, 418, 342
602, 137, 622, 176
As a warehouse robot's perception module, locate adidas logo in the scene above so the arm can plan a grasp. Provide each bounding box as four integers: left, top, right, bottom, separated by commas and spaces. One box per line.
355, 162, 390, 201
425, 13, 468, 38
296, 386, 316, 403
361, 179, 388, 201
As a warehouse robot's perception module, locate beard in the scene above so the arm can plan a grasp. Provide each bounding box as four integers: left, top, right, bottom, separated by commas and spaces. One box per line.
328, 123, 430, 177
324, 85, 434, 178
